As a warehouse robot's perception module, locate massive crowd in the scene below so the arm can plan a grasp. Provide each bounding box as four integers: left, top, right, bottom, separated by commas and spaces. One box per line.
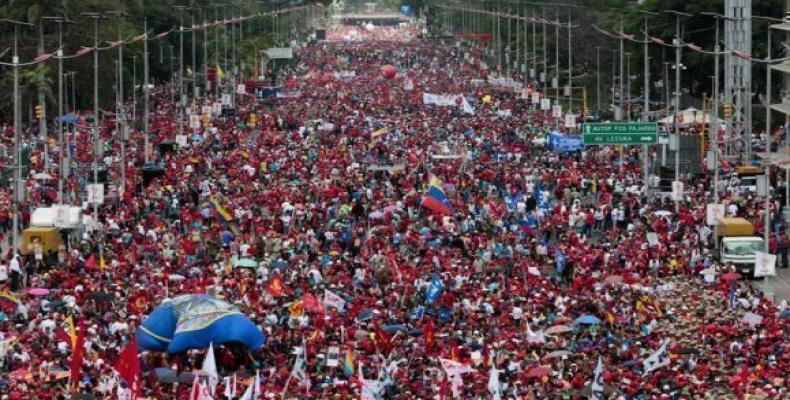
0, 22, 788, 400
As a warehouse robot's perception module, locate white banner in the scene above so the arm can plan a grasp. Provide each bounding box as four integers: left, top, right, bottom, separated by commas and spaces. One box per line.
201, 105, 212, 115
540, 98, 551, 111
176, 134, 188, 147
754, 251, 777, 277
189, 115, 200, 129
220, 94, 231, 106
264, 47, 293, 59
552, 105, 562, 118
672, 181, 684, 201
87, 183, 104, 205
212, 102, 222, 116
706, 203, 725, 225
236, 84, 246, 95
564, 113, 576, 128
532, 92, 540, 104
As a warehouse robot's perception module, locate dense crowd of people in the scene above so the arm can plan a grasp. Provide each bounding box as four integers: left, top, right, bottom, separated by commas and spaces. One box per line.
0, 22, 788, 400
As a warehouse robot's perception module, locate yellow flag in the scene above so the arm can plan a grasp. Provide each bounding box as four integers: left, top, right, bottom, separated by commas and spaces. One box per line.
65, 316, 77, 349
99, 254, 106, 270
289, 301, 304, 318
216, 64, 225, 78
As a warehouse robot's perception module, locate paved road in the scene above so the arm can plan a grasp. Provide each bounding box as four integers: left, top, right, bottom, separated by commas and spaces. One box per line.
757, 266, 790, 304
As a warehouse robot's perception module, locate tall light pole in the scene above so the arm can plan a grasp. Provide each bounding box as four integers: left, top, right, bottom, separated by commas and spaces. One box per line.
174, 6, 191, 141
42, 16, 74, 205
701, 12, 737, 243
666, 10, 692, 212
0, 18, 34, 252
143, 17, 151, 163
107, 11, 127, 195
634, 9, 658, 196
82, 12, 108, 246
596, 46, 601, 112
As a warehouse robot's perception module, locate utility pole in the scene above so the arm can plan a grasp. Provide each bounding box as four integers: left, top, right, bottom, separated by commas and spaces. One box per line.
143, 17, 151, 163
82, 12, 107, 240
37, 20, 48, 169
107, 11, 127, 195
596, 47, 601, 112
173, 6, 190, 142
666, 10, 692, 212
0, 18, 34, 252
619, 15, 624, 121
43, 16, 74, 205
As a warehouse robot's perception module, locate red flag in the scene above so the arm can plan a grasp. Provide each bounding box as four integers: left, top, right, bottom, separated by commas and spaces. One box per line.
372, 325, 393, 354
267, 275, 284, 297
69, 320, 86, 392
115, 336, 142, 398
55, 328, 72, 349
302, 293, 324, 314
84, 254, 97, 269
450, 341, 461, 362
424, 318, 435, 352
128, 293, 149, 315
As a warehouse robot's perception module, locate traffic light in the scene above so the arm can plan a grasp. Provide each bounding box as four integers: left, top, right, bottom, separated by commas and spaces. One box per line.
723, 103, 733, 119
35, 104, 44, 120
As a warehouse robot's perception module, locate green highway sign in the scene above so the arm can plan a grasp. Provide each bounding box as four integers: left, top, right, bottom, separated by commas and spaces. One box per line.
582, 122, 658, 145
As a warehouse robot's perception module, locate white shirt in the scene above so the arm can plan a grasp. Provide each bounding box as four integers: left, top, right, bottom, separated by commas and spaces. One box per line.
9, 257, 20, 273
0, 263, 7, 281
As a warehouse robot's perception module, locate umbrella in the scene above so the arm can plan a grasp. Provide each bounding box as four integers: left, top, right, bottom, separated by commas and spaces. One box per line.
580, 384, 617, 395
742, 312, 763, 327
721, 272, 742, 281
575, 315, 602, 325
32, 172, 54, 180
155, 367, 178, 384
603, 275, 623, 284
781, 309, 790, 319
9, 369, 33, 381
381, 324, 408, 334
525, 366, 552, 378
70, 395, 95, 400
177, 371, 196, 384
233, 258, 258, 268
543, 350, 572, 359
168, 274, 186, 282
654, 210, 672, 218
675, 347, 700, 355
27, 287, 50, 296
699, 268, 716, 275
58, 113, 79, 124
86, 291, 113, 303
545, 324, 572, 334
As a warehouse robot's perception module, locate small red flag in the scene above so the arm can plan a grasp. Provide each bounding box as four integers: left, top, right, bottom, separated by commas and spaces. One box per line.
267, 275, 284, 297
372, 326, 393, 354
424, 318, 435, 352
115, 336, 142, 398
69, 320, 86, 392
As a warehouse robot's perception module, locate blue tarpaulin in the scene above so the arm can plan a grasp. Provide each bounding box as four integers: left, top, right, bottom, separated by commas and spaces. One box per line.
136, 294, 265, 354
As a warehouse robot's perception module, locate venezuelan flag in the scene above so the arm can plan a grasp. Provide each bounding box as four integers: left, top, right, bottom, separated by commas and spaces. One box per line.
420, 177, 453, 215
343, 349, 354, 377
0, 290, 19, 306
209, 197, 233, 223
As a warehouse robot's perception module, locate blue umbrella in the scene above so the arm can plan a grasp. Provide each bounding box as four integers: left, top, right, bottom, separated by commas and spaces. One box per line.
574, 315, 602, 325
58, 113, 79, 124
780, 309, 790, 319
381, 324, 408, 334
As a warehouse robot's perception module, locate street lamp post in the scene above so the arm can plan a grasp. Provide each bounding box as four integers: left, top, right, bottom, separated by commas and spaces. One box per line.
42, 16, 74, 205
82, 12, 108, 241
0, 18, 34, 252
666, 10, 692, 212
107, 11, 127, 195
